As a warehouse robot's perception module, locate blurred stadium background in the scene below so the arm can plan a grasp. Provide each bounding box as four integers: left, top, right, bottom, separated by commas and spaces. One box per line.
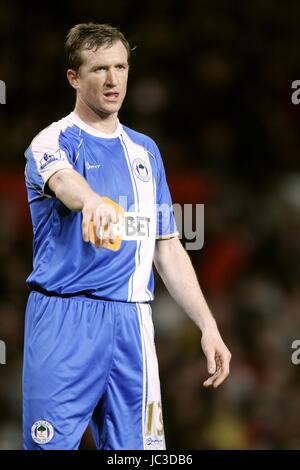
1, 0, 300, 449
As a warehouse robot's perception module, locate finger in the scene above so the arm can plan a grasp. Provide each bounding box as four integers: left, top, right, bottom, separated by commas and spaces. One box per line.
203, 376, 214, 387
82, 211, 93, 242
96, 215, 115, 240
109, 208, 118, 225
203, 367, 222, 387
97, 222, 110, 242
212, 369, 230, 388
101, 223, 115, 244
94, 206, 103, 221
95, 206, 109, 232
108, 223, 117, 244
212, 361, 230, 388
100, 213, 110, 231
97, 204, 117, 226
97, 225, 104, 240
205, 350, 217, 375
96, 216, 104, 239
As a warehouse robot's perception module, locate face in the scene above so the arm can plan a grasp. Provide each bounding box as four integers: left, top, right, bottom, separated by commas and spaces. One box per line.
69, 40, 129, 118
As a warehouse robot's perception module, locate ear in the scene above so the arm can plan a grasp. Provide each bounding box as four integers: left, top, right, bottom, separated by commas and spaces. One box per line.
67, 69, 79, 90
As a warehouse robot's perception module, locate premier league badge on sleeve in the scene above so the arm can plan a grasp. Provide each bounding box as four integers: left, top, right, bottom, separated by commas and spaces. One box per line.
31, 420, 54, 444
39, 149, 63, 170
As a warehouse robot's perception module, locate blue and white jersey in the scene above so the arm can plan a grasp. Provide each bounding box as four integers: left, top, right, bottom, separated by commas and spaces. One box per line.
24, 112, 178, 302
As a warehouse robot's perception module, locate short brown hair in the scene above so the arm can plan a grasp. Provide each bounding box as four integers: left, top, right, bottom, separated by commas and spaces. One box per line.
65, 22, 132, 71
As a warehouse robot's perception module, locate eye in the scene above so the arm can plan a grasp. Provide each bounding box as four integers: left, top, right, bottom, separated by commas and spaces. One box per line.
116, 64, 126, 70
92, 66, 106, 72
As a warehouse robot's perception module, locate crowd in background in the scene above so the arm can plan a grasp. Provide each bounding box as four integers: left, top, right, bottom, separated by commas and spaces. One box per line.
1, 0, 300, 449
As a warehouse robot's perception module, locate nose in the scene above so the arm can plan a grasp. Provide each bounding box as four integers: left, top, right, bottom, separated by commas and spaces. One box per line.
106, 68, 118, 87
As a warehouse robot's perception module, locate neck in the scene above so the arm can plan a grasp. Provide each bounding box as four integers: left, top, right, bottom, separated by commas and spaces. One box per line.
74, 99, 118, 134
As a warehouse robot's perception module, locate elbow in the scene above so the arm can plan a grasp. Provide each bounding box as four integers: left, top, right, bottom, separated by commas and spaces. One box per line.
154, 237, 181, 273
47, 169, 74, 199
47, 171, 63, 197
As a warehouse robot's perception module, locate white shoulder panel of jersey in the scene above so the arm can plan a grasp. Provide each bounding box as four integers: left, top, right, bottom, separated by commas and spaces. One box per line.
29, 115, 74, 186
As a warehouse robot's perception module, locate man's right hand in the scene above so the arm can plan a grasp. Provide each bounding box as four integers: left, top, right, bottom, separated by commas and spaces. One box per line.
47, 169, 119, 245
82, 194, 119, 244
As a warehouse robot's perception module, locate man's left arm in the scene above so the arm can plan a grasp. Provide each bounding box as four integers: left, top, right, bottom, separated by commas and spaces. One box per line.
154, 236, 231, 388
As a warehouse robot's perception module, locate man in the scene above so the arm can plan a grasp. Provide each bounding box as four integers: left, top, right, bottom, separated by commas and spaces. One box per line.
23, 22, 231, 450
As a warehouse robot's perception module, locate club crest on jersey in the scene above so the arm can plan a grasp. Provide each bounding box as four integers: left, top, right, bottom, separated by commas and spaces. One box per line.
40, 150, 63, 170
31, 420, 54, 444
132, 158, 151, 182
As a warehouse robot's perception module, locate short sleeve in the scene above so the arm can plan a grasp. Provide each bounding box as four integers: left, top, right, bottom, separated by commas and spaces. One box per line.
24, 122, 73, 197
151, 142, 179, 239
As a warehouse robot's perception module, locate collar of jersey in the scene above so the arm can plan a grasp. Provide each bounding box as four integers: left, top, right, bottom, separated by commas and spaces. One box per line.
69, 111, 122, 139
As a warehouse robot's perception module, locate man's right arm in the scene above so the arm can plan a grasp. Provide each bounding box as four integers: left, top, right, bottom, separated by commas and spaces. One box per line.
48, 168, 118, 243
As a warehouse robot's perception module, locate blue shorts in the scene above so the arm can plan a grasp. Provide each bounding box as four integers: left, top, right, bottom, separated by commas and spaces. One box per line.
22, 291, 165, 450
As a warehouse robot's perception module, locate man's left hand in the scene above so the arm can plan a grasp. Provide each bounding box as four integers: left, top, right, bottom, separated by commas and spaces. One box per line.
201, 329, 231, 388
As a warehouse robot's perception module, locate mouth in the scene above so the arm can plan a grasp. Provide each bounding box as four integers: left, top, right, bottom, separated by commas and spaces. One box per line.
103, 91, 119, 102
